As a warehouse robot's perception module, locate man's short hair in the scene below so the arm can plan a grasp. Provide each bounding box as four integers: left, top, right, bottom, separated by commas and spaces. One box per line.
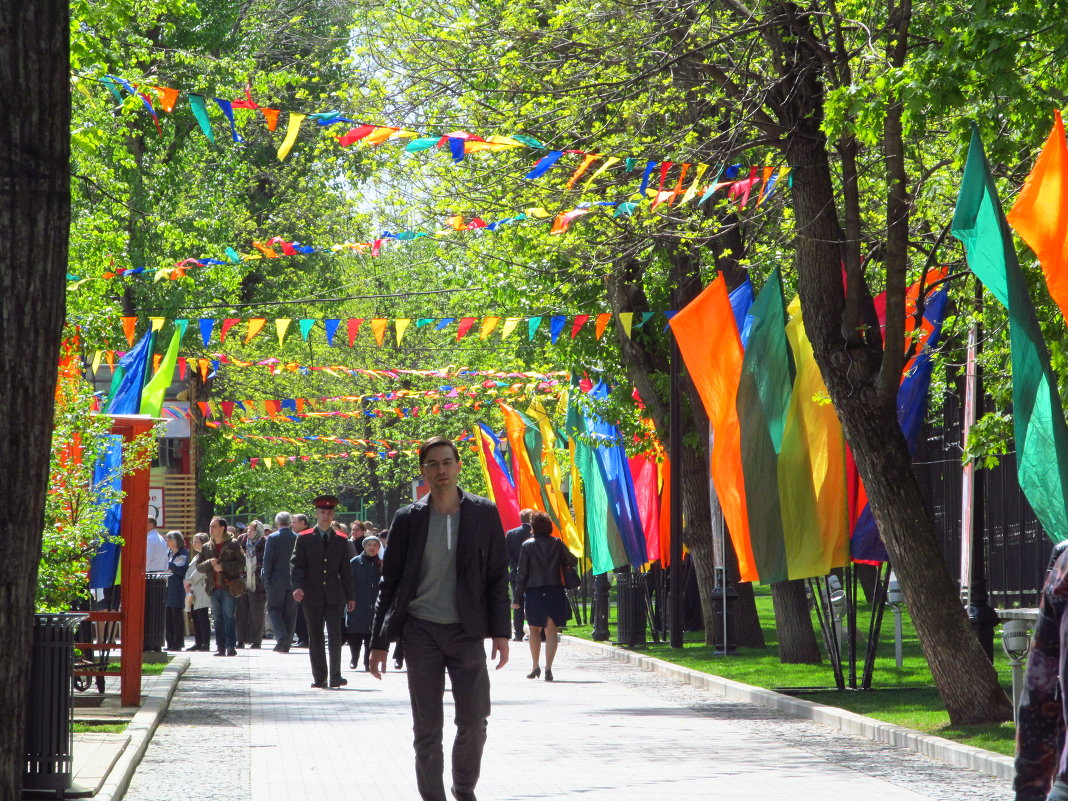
212, 516, 228, 530
419, 436, 459, 465
292, 514, 309, 530
519, 508, 534, 524
147, 517, 157, 528
275, 511, 292, 527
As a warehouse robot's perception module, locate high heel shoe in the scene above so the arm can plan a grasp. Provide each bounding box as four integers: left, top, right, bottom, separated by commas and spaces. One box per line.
526, 666, 541, 679
544, 668, 554, 682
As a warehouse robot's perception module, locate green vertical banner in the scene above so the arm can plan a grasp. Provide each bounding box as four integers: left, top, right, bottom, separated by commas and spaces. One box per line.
952, 125, 1068, 541
736, 269, 793, 583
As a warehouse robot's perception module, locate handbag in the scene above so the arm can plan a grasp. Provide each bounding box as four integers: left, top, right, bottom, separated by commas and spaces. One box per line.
227, 576, 248, 597
559, 541, 581, 590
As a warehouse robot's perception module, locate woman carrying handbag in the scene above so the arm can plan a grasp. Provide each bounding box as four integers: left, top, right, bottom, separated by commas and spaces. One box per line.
512, 511, 579, 681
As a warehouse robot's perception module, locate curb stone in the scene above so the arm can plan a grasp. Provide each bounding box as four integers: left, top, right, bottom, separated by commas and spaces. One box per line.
562, 635, 1015, 780
94, 656, 189, 801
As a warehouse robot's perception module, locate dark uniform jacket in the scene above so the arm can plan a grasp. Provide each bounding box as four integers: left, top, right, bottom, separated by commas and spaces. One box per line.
261, 527, 297, 601
505, 523, 531, 583
371, 488, 509, 650
290, 527, 355, 607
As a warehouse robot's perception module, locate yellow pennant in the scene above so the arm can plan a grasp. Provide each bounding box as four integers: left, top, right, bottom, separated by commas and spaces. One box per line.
275, 318, 292, 346
479, 316, 501, 339
395, 318, 411, 346
583, 157, 621, 192
500, 317, 522, 338
277, 112, 307, 161
91, 350, 103, 374
245, 318, 267, 344
263, 456, 273, 470
618, 312, 635, 339
680, 164, 709, 204
149, 316, 166, 332
371, 318, 388, 346
524, 207, 552, 219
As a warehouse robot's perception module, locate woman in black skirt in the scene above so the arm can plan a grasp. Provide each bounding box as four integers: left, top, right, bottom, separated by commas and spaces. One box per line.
513, 511, 578, 681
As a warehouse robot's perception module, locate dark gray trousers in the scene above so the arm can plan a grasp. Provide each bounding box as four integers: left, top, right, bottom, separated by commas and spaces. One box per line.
403, 616, 490, 801
302, 603, 344, 684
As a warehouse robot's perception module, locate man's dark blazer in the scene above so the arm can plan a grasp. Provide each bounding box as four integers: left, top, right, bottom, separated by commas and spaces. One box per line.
290, 527, 355, 607
261, 527, 297, 605
371, 488, 509, 650
504, 523, 531, 583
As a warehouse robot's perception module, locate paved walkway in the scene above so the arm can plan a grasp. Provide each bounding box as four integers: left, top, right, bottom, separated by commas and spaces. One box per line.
122, 638, 1014, 800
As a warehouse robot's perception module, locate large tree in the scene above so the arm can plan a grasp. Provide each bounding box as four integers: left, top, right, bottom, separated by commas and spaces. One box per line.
0, 3, 71, 797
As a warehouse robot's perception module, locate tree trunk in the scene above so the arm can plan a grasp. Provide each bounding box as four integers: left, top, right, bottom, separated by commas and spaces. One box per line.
770, 580, 821, 663
0, 4, 71, 797
188, 372, 215, 533
770, 4, 1011, 721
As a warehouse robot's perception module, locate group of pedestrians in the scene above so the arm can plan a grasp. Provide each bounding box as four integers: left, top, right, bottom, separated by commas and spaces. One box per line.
151, 434, 579, 801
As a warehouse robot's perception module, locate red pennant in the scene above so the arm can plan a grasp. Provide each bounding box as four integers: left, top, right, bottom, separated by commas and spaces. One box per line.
197, 402, 211, 418
570, 314, 590, 338
347, 318, 363, 347
339, 124, 375, 147
178, 359, 187, 381
221, 401, 235, 419
456, 317, 477, 340
220, 318, 239, 342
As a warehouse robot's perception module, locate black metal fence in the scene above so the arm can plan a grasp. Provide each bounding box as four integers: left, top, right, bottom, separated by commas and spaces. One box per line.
913, 386, 1053, 608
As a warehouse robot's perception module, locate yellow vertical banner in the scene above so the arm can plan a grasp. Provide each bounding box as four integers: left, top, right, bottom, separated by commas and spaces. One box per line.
277, 112, 306, 161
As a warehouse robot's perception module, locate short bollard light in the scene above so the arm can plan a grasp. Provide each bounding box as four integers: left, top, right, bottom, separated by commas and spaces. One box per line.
886, 572, 905, 668
827, 574, 847, 655
1002, 618, 1033, 726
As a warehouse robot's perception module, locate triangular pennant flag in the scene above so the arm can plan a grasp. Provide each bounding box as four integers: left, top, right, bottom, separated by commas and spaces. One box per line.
595, 313, 611, 339
347, 318, 363, 347
221, 401, 235, 419
275, 319, 292, 345
680, 164, 709, 205
105, 351, 115, 371
276, 456, 286, 467
618, 312, 635, 338
198, 318, 215, 347
198, 358, 211, 382
212, 98, 243, 143
277, 113, 307, 161
565, 154, 600, 190
220, 318, 239, 343
148, 316, 166, 332
249, 458, 260, 469
185, 357, 197, 377
435, 318, 455, 331
260, 108, 280, 131
549, 315, 567, 344
527, 317, 543, 340
187, 94, 216, 143
177, 358, 187, 381
479, 317, 501, 340
395, 318, 411, 346
298, 319, 316, 341
264, 456, 273, 470
121, 317, 137, 346
635, 311, 655, 329
244, 318, 267, 344
153, 86, 179, 113
175, 319, 189, 341
500, 317, 522, 339
91, 350, 103, 374
371, 318, 388, 346
583, 157, 621, 191
456, 317, 477, 340
571, 314, 590, 338
152, 354, 162, 374
415, 318, 435, 328
324, 319, 341, 346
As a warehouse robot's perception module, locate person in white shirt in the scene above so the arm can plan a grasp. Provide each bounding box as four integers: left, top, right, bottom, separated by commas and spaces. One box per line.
146, 517, 170, 573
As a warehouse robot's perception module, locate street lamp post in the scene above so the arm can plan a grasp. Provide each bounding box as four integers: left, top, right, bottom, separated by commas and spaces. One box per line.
886, 572, 905, 669
1002, 618, 1033, 726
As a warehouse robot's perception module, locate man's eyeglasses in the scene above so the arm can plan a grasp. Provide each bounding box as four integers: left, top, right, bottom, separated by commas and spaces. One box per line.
422, 459, 457, 470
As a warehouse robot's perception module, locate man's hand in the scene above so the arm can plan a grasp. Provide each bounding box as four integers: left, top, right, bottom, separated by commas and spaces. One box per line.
292, 588, 304, 602
491, 637, 509, 670
510, 602, 520, 610
346, 600, 355, 612
368, 648, 388, 679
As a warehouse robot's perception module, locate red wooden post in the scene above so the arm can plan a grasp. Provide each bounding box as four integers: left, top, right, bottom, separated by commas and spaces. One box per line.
109, 414, 157, 707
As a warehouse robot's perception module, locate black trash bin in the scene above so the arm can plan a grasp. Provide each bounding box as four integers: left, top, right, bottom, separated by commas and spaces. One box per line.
143, 572, 168, 652
615, 572, 647, 646
24, 612, 88, 795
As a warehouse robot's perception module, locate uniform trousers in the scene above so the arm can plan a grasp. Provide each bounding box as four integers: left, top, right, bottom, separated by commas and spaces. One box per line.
302, 603, 344, 684
403, 616, 490, 801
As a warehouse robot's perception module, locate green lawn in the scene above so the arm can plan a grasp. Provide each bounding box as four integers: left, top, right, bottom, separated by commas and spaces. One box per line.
564, 584, 1018, 757
72, 722, 126, 734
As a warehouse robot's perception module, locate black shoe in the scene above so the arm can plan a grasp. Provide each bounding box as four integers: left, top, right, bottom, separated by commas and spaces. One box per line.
236, 641, 245, 649
526, 666, 541, 679
349, 661, 357, 669
273, 644, 290, 653
249, 643, 261, 649
214, 650, 226, 656
197, 645, 211, 651
329, 677, 348, 688
451, 785, 477, 801
512, 636, 525, 642
545, 668, 554, 682
394, 659, 403, 670
292, 640, 306, 647
185, 645, 199, 651
226, 648, 237, 656
310, 681, 327, 689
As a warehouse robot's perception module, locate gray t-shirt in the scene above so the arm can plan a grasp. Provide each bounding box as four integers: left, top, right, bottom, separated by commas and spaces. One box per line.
407, 508, 460, 624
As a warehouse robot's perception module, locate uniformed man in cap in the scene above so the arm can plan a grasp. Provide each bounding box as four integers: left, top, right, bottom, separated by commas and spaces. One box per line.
291, 494, 355, 688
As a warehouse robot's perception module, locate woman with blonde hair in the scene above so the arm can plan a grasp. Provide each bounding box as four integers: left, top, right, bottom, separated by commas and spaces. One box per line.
513, 511, 578, 681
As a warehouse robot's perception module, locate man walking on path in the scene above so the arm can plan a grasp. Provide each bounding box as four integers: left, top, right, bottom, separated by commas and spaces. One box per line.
504, 509, 533, 641
369, 436, 510, 801
262, 511, 299, 653
291, 495, 354, 688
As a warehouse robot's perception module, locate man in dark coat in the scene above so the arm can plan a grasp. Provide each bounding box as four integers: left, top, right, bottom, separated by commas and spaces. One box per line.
291, 495, 355, 688
369, 436, 510, 801
504, 509, 533, 641
262, 510, 298, 653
